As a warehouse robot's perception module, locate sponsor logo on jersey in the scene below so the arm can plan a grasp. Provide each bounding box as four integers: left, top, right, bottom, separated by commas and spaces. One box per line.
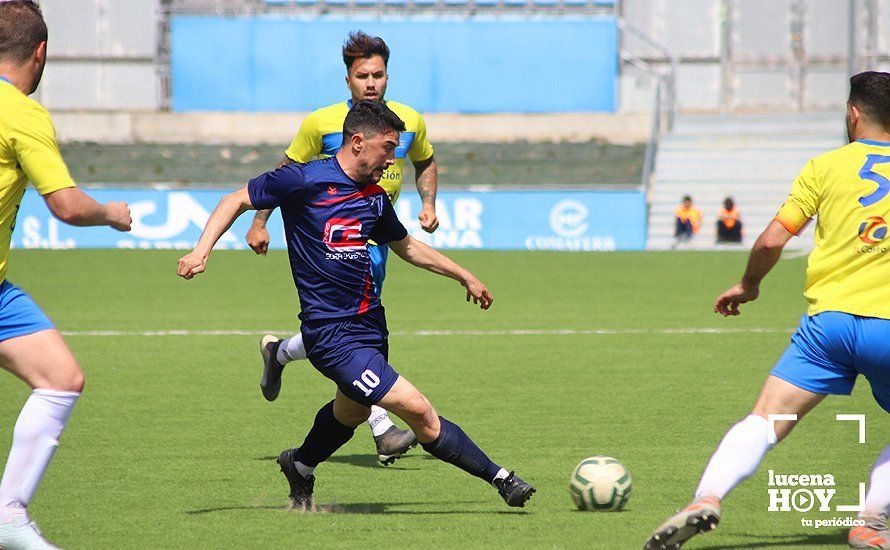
322, 217, 366, 252
858, 216, 887, 245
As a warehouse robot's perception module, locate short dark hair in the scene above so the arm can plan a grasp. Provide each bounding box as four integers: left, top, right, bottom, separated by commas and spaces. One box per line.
342, 31, 390, 71
343, 100, 406, 142
849, 71, 890, 131
0, 1, 47, 65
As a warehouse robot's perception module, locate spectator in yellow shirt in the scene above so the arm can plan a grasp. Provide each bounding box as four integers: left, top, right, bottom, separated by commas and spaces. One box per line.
674, 195, 702, 246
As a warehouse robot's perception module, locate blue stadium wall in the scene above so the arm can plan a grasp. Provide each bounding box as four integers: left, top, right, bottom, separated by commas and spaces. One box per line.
171, 16, 618, 113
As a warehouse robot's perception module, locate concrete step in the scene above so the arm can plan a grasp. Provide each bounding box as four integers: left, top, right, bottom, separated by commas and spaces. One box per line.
671, 113, 841, 135
659, 141, 839, 152
653, 151, 825, 163
651, 177, 799, 187
649, 214, 782, 226
650, 194, 790, 206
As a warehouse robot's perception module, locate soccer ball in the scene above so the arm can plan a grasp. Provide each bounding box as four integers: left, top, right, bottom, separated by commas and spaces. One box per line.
569, 456, 632, 511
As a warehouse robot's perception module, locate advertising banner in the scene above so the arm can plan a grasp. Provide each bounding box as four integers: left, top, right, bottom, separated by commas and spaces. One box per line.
12, 188, 646, 251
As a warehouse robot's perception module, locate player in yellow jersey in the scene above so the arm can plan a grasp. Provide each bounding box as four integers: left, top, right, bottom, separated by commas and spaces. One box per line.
645, 72, 890, 550
0, 3, 132, 548
245, 32, 438, 466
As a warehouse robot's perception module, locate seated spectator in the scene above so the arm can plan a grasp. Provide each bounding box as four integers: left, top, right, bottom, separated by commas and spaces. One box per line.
716, 197, 743, 243
674, 195, 701, 246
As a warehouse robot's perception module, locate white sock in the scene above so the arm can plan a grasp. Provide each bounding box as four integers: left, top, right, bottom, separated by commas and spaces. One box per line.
862, 445, 890, 518
294, 461, 315, 479
0, 390, 79, 522
277, 333, 306, 364
491, 468, 510, 487
694, 415, 776, 500
368, 406, 395, 437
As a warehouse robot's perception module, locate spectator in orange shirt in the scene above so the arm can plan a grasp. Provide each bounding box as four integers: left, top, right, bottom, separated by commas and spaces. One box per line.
716, 197, 742, 244
674, 195, 702, 246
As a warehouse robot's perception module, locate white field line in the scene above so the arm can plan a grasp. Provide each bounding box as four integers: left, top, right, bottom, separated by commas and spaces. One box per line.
59, 327, 794, 337
782, 249, 812, 260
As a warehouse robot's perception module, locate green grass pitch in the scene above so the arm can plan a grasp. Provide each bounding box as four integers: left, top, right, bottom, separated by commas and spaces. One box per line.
0, 249, 884, 549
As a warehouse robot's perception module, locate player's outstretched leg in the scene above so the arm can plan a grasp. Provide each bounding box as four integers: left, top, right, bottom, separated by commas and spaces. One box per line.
277, 395, 368, 510
645, 376, 824, 549
378, 376, 535, 508
0, 330, 83, 550
645, 414, 775, 549
849, 445, 890, 549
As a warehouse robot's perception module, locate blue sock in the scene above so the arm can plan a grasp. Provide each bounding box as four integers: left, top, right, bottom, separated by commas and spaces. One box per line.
421, 416, 502, 483
293, 400, 356, 468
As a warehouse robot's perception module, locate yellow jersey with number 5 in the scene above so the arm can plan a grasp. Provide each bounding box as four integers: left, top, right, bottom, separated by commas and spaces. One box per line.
284, 100, 433, 204
0, 78, 75, 282
775, 139, 890, 318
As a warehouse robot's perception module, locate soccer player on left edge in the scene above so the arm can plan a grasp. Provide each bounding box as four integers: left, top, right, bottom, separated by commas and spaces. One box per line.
178, 100, 535, 510
0, 2, 133, 548
245, 32, 437, 467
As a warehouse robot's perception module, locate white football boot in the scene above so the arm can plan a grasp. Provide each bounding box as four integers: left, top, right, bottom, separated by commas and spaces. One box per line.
0, 514, 60, 550
644, 496, 721, 549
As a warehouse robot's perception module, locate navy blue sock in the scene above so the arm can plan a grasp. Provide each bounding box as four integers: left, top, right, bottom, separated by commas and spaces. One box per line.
293, 400, 356, 468
421, 416, 502, 483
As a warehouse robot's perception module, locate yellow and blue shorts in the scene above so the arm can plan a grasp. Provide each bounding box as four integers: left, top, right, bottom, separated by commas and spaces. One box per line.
772, 311, 890, 413
0, 280, 54, 342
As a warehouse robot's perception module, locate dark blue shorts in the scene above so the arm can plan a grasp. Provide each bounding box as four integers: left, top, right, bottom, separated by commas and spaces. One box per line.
301, 307, 399, 406
0, 280, 54, 342
772, 312, 890, 413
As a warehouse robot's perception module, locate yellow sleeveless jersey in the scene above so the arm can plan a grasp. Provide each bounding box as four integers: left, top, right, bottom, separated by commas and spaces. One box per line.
775, 139, 890, 318
0, 79, 75, 282
284, 100, 434, 204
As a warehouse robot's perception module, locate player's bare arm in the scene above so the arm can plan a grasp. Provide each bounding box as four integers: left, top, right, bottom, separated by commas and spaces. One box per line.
246, 155, 296, 255
43, 187, 131, 231
413, 155, 438, 233
179, 187, 253, 279
388, 235, 492, 309
714, 220, 794, 317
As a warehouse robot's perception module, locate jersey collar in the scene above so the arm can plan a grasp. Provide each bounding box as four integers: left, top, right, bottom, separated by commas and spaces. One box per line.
857, 138, 890, 147
0, 76, 11, 86
346, 99, 387, 108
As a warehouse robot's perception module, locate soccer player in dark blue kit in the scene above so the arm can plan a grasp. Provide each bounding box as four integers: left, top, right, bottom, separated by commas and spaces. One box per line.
177, 100, 535, 509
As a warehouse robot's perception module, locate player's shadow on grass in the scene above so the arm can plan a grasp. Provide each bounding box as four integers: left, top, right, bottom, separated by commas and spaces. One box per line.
695, 530, 847, 548
187, 501, 525, 516
254, 454, 422, 470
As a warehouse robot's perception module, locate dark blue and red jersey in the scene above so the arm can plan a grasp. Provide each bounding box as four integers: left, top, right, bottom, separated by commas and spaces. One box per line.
247, 156, 408, 321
